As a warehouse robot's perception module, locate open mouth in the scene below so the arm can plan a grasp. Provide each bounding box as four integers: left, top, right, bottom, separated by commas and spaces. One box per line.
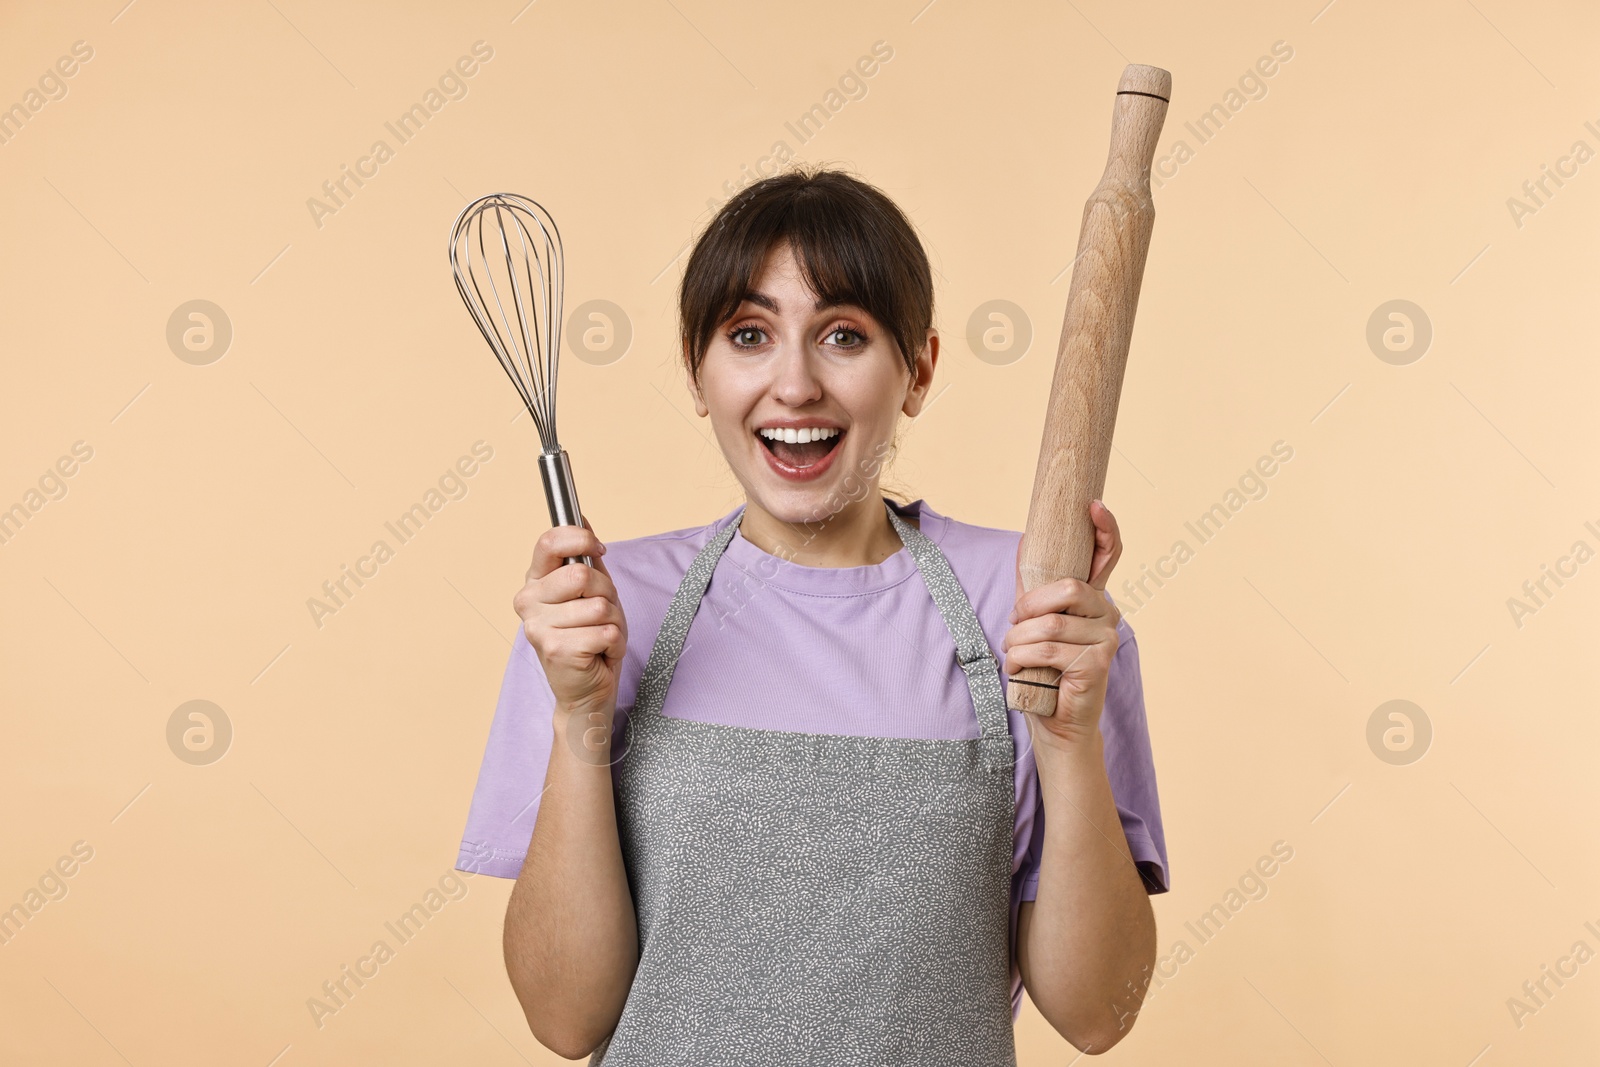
756, 425, 844, 479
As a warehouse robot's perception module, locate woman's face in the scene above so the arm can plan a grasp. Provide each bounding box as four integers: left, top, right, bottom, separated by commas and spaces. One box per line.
690, 241, 937, 527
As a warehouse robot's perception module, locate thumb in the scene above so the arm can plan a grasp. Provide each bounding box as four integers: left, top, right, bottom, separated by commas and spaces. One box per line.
1085, 499, 1121, 591
577, 516, 614, 581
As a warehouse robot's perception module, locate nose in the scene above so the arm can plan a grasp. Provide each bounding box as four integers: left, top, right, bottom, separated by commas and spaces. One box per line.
770, 340, 824, 407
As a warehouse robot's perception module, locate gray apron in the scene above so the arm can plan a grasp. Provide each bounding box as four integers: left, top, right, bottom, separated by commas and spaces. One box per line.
592, 501, 1018, 1066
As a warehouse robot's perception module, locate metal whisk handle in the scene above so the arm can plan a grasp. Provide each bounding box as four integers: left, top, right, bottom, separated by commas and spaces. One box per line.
537, 449, 591, 568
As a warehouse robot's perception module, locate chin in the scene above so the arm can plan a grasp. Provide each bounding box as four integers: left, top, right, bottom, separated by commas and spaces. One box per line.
746, 482, 851, 527
749, 464, 887, 529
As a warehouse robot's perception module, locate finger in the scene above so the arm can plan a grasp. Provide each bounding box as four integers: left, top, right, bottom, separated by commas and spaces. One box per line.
541, 593, 626, 633
530, 561, 620, 607
1001, 612, 1114, 652
577, 516, 616, 582
528, 524, 609, 581
1086, 499, 1123, 591
1003, 641, 1099, 678
1009, 577, 1108, 623
600, 619, 627, 662
545, 623, 625, 663
534, 523, 610, 579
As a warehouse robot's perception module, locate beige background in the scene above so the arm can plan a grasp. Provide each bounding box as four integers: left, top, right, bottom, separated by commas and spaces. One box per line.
2, 0, 1596, 1062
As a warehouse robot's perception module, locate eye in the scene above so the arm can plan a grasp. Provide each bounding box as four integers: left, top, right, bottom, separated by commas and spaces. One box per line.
728, 323, 767, 349
825, 326, 867, 348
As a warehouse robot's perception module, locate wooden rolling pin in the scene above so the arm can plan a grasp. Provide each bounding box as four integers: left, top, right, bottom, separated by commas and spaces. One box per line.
1009, 64, 1170, 718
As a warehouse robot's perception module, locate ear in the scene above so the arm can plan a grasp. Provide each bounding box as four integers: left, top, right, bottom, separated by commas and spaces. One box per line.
900, 328, 939, 418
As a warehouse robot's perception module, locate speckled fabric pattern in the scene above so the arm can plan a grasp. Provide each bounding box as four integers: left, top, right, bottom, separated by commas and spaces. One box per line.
591, 503, 1019, 1066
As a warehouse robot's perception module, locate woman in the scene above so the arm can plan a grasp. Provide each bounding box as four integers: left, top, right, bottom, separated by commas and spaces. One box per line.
457, 169, 1168, 1064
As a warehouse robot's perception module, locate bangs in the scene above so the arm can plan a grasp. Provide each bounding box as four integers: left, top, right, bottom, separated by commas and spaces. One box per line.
738, 204, 881, 321
679, 168, 932, 379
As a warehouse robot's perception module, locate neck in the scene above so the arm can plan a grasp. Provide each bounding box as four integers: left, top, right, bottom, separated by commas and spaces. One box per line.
738, 492, 910, 568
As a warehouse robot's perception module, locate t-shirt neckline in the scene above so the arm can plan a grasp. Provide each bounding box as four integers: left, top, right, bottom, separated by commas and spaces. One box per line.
715, 497, 947, 596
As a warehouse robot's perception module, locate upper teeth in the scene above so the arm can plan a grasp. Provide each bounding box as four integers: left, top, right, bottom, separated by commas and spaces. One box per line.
759, 427, 840, 444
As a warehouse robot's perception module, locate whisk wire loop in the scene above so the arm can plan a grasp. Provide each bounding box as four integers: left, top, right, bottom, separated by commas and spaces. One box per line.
449, 193, 566, 450
449, 192, 589, 567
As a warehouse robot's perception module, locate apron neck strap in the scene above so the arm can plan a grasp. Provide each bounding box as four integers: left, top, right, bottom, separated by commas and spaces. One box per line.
883, 504, 1011, 740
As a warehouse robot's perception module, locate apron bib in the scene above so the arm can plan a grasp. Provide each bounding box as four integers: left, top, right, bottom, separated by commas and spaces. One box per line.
591, 501, 1018, 1066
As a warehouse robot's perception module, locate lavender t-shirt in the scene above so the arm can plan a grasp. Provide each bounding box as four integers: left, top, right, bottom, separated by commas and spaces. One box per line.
456, 497, 1168, 1019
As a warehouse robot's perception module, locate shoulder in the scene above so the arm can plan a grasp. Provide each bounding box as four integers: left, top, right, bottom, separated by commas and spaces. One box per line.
915, 501, 1024, 568
907, 501, 1019, 646
600, 505, 739, 582
602, 519, 712, 583
912, 500, 1136, 644
595, 507, 743, 655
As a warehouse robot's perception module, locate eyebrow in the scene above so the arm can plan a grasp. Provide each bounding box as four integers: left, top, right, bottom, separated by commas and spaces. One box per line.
739, 290, 850, 314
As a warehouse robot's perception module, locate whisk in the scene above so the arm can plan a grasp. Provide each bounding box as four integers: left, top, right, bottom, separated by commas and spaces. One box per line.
449, 192, 590, 567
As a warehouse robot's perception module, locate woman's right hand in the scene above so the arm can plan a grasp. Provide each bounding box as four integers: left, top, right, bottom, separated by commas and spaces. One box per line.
512, 522, 628, 721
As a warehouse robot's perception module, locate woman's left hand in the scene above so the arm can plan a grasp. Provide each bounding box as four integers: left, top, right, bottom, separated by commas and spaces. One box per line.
1002, 499, 1124, 747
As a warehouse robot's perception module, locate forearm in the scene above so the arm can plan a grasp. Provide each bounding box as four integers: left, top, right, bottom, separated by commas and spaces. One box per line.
504, 706, 637, 1058
1017, 724, 1156, 1052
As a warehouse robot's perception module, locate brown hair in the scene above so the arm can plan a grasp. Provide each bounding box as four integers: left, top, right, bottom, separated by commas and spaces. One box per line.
678, 166, 933, 382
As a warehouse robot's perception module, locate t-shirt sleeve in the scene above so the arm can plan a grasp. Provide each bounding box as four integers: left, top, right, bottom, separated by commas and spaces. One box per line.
455, 631, 558, 879
1016, 615, 1170, 900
